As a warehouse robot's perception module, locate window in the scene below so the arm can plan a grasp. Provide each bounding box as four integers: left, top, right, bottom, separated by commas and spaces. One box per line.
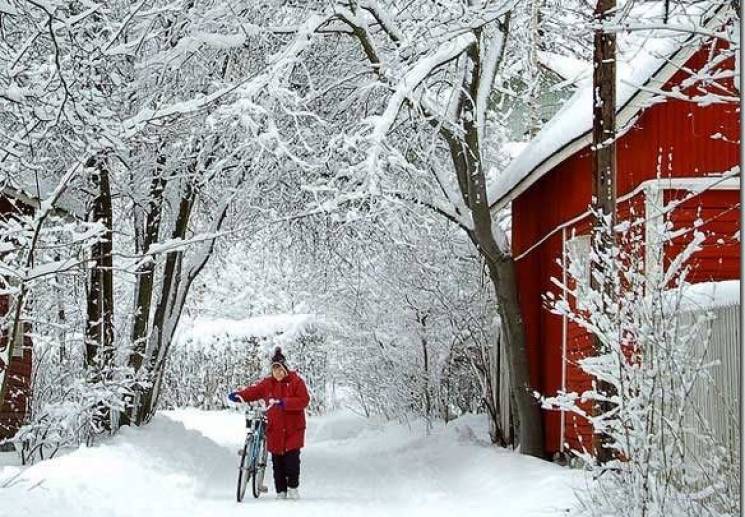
564, 234, 592, 310
11, 321, 24, 358
731, 23, 740, 93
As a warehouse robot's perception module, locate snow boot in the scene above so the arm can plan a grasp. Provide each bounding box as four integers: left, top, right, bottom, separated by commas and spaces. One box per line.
276, 492, 287, 500
287, 488, 300, 500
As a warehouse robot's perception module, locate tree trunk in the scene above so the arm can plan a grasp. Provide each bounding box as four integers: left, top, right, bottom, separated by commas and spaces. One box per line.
444, 41, 545, 458
486, 329, 506, 446
467, 42, 544, 457
144, 170, 243, 422
526, 0, 545, 137
591, 0, 618, 465
417, 311, 432, 418
55, 256, 67, 362
84, 157, 115, 432
131, 164, 167, 369
85, 158, 115, 370
434, 34, 545, 458
341, 9, 542, 454
122, 163, 167, 426
484, 254, 543, 456
131, 134, 236, 425
134, 180, 194, 425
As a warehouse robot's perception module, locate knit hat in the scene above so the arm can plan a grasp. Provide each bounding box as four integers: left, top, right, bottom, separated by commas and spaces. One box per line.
270, 347, 289, 373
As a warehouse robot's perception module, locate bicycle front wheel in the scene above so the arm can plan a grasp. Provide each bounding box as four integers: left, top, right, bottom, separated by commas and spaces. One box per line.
236, 437, 253, 502
252, 435, 269, 498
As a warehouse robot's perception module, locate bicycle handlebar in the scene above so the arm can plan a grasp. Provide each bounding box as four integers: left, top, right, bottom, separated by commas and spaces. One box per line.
230, 394, 281, 408
232, 399, 280, 414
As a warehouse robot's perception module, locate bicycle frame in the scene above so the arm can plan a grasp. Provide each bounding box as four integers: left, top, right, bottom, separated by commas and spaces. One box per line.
236, 402, 270, 502
244, 406, 267, 464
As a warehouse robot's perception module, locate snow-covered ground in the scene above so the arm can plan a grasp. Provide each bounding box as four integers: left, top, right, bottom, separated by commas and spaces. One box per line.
1, 409, 583, 517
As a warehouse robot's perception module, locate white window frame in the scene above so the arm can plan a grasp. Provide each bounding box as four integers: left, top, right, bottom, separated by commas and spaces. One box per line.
642, 176, 740, 286
11, 321, 24, 358
564, 232, 592, 309
560, 229, 591, 453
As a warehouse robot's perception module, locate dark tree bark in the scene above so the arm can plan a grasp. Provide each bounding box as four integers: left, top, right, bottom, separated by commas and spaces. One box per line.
591, 0, 618, 465
306, 8, 546, 456
415, 310, 432, 417
131, 163, 167, 368
84, 157, 116, 431
85, 158, 115, 369
134, 179, 195, 425
121, 161, 167, 426
141, 185, 236, 423
441, 36, 545, 459
55, 254, 67, 362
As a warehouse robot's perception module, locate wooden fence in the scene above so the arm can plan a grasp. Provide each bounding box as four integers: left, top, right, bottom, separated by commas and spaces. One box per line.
685, 301, 740, 460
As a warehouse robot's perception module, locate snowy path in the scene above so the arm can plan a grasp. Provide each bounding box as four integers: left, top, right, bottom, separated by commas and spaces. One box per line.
1, 409, 581, 517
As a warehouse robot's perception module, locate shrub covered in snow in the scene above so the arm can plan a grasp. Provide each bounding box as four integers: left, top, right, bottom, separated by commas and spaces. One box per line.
157, 316, 330, 414
11, 337, 145, 465
158, 335, 264, 411
543, 209, 739, 517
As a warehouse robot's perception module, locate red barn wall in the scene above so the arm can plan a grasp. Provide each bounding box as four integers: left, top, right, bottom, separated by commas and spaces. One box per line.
665, 189, 741, 281
511, 45, 740, 455
0, 295, 33, 443
0, 196, 35, 443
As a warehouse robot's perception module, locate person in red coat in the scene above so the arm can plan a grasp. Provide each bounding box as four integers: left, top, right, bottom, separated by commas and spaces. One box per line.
228, 347, 310, 500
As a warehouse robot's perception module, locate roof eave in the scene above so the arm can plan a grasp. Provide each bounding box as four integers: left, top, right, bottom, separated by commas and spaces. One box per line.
490, 6, 727, 211
1, 185, 76, 219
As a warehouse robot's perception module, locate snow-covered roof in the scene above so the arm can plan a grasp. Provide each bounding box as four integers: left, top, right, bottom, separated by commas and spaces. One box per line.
502, 141, 530, 160
1, 173, 85, 218
488, 1, 728, 211
174, 313, 317, 353
677, 280, 740, 311
537, 50, 591, 85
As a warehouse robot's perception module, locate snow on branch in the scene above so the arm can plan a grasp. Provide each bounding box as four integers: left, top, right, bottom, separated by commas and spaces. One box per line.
543, 201, 739, 515
359, 0, 406, 46
364, 32, 477, 192
476, 30, 506, 149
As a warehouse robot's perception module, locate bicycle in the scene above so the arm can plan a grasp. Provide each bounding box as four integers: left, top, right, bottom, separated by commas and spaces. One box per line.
236, 401, 270, 502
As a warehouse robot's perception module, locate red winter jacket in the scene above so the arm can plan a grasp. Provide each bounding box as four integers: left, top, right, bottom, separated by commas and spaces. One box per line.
236, 371, 310, 455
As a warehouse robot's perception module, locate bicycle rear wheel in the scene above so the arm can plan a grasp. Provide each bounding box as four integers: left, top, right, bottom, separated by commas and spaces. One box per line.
236, 437, 253, 502
252, 435, 269, 498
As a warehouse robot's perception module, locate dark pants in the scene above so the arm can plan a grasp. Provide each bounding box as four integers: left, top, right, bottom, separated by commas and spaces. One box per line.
272, 449, 300, 493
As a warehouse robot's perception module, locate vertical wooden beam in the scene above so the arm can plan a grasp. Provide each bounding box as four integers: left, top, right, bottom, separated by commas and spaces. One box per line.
591, 0, 617, 465
593, 0, 617, 222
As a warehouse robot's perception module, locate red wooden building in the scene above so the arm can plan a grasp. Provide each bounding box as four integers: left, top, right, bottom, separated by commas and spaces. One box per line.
0, 187, 36, 446
489, 9, 740, 457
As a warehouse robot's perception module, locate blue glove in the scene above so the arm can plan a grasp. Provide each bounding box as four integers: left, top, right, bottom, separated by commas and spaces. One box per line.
228, 392, 241, 403
269, 398, 285, 409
